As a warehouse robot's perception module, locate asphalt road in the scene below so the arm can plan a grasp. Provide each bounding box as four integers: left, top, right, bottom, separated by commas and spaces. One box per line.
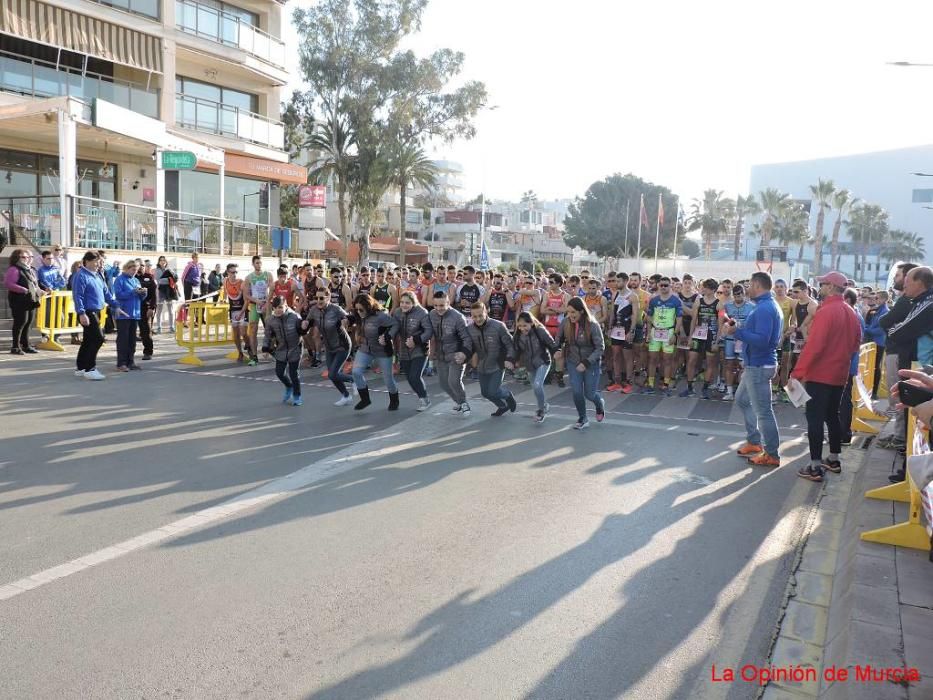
0, 338, 821, 699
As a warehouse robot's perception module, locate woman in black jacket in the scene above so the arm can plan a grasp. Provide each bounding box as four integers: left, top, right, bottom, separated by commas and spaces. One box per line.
393, 290, 434, 411
4, 249, 42, 354
350, 293, 399, 411
154, 256, 178, 333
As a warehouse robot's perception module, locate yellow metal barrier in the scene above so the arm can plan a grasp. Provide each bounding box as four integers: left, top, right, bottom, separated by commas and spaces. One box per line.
35, 291, 108, 351
851, 342, 889, 435
174, 300, 240, 366
861, 410, 932, 551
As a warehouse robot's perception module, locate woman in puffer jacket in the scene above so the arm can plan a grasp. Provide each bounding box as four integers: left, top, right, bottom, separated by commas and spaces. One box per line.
351, 293, 400, 411
262, 295, 308, 406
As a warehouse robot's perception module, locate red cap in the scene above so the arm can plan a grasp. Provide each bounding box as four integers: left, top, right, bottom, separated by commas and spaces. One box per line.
816, 271, 848, 287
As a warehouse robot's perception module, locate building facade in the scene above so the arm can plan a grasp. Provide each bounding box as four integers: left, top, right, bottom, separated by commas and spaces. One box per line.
0, 0, 305, 255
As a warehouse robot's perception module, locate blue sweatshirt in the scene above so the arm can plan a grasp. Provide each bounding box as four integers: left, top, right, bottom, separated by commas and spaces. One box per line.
72, 265, 117, 315
37, 264, 66, 291
113, 272, 142, 320
863, 303, 889, 348
849, 308, 865, 377
733, 291, 783, 367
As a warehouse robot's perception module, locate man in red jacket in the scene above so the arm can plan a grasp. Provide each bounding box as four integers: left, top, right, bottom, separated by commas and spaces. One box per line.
792, 271, 864, 482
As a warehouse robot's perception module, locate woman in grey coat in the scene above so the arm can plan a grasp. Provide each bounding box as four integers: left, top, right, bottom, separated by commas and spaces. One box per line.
351, 293, 400, 411
393, 290, 434, 411
262, 295, 307, 406
508, 311, 558, 422
554, 296, 606, 429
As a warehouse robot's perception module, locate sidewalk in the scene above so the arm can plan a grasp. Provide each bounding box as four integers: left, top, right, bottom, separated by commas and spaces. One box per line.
762, 425, 933, 700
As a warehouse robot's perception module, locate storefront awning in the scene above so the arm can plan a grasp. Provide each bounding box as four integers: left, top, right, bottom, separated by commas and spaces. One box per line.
0, 0, 162, 73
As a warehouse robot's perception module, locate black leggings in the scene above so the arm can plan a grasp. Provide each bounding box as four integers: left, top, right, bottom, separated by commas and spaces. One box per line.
401, 356, 428, 399
76, 310, 105, 371
275, 360, 301, 396
10, 296, 34, 350
805, 381, 844, 461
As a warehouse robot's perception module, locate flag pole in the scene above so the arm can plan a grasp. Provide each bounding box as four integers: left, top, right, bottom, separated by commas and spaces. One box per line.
623, 198, 631, 258
636, 194, 644, 269
671, 195, 680, 275
653, 192, 662, 274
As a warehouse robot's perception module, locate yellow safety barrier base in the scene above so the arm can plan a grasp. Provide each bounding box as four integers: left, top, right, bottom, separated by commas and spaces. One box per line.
175, 301, 237, 366
851, 342, 889, 435
35, 291, 108, 351
861, 413, 932, 551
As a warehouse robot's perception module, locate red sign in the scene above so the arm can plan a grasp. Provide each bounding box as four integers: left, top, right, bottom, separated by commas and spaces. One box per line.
300, 184, 326, 208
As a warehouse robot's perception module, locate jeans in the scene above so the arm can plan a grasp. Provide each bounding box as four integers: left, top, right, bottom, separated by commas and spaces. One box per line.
76, 310, 105, 371
10, 295, 35, 349
478, 369, 512, 409
839, 375, 854, 440
531, 364, 550, 411
325, 348, 353, 397
401, 356, 428, 399
116, 318, 138, 367
735, 365, 781, 457
805, 381, 844, 461
566, 361, 605, 421
436, 359, 467, 404
275, 359, 301, 396
353, 351, 398, 393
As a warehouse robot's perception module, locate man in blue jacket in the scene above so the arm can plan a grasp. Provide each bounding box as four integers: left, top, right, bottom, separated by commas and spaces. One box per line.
863, 290, 889, 398
72, 250, 123, 380
722, 271, 783, 467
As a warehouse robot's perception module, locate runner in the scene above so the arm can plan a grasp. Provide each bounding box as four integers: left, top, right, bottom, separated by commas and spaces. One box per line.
303, 288, 354, 406
643, 277, 683, 395
456, 265, 484, 316
242, 255, 273, 366
508, 311, 558, 422
424, 266, 453, 307
393, 290, 433, 411
352, 267, 375, 297
484, 273, 514, 329
223, 263, 247, 362
583, 278, 609, 330
605, 272, 638, 394
350, 293, 399, 411
788, 278, 818, 371
328, 268, 352, 309
429, 291, 473, 415
628, 272, 651, 381
540, 273, 570, 387
772, 278, 795, 399
554, 297, 606, 429
680, 278, 722, 399
720, 284, 754, 401
261, 295, 307, 406
273, 266, 305, 311
372, 267, 399, 311
466, 301, 517, 417
676, 274, 698, 379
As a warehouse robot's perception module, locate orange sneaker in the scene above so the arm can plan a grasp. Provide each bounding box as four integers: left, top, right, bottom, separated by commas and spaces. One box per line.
748, 453, 780, 467
321, 369, 329, 379
621, 382, 634, 394
736, 443, 764, 456
606, 383, 622, 392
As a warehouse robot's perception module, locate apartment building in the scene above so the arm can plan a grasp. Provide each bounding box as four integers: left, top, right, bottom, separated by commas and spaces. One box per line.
0, 0, 305, 254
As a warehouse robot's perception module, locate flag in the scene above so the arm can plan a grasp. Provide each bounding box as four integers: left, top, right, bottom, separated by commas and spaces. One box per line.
639, 195, 648, 229
658, 196, 665, 228
480, 239, 490, 271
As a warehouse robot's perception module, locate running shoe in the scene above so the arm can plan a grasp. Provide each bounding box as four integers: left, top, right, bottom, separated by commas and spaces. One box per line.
491, 406, 508, 417
282, 387, 293, 403
595, 409, 605, 422
606, 383, 623, 392
679, 387, 696, 398
452, 403, 463, 413
74, 369, 85, 378
417, 397, 432, 412
535, 409, 545, 423
247, 358, 258, 367
640, 385, 656, 395
722, 391, 734, 402
84, 369, 105, 380
321, 369, 329, 379
310, 357, 321, 368
557, 375, 565, 388
749, 453, 780, 467
620, 383, 634, 394
292, 397, 304, 407
116, 366, 129, 372
821, 459, 842, 474
736, 442, 764, 456
797, 465, 824, 482
334, 395, 352, 407
662, 384, 673, 397
573, 418, 590, 430
461, 402, 472, 416
701, 387, 711, 400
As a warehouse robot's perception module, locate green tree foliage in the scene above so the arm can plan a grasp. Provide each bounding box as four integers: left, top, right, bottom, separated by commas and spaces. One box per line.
680, 238, 701, 258
732, 195, 761, 261
686, 189, 733, 260
809, 178, 835, 276
563, 173, 679, 257
881, 230, 927, 265
535, 259, 570, 273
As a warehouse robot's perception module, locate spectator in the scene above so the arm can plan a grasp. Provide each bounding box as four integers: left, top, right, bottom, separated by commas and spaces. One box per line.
51, 245, 68, 277
863, 289, 889, 397
72, 250, 122, 380
208, 264, 223, 294
886, 265, 933, 381
4, 248, 42, 354
113, 260, 147, 372
792, 272, 863, 482
181, 252, 202, 302
65, 260, 83, 345
36, 250, 66, 292
154, 255, 178, 333
136, 260, 157, 360
839, 288, 866, 445
878, 262, 918, 449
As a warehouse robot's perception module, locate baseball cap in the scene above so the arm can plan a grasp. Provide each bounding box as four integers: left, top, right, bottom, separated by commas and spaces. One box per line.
816, 271, 848, 287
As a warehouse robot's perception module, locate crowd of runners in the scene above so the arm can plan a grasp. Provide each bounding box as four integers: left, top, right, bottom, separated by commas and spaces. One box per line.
6, 247, 932, 482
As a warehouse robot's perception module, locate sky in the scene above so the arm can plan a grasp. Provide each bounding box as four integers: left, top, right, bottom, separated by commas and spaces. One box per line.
285, 0, 933, 206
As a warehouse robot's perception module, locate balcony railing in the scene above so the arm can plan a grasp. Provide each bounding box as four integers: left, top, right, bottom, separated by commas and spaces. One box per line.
175, 0, 286, 69
1, 195, 288, 257
0, 50, 159, 118
175, 94, 285, 150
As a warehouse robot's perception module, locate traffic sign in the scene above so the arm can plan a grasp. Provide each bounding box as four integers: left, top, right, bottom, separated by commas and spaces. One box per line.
160, 151, 197, 170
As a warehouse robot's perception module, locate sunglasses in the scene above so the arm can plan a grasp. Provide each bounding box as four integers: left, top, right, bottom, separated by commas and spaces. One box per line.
316, 297, 328, 301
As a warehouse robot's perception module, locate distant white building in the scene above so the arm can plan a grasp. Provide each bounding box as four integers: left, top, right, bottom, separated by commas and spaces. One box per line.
749, 145, 933, 273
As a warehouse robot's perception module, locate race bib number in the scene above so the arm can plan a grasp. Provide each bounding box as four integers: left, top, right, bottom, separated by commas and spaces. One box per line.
793, 337, 805, 354
652, 328, 671, 343
610, 326, 628, 341
692, 326, 708, 340
677, 336, 691, 350
734, 339, 744, 354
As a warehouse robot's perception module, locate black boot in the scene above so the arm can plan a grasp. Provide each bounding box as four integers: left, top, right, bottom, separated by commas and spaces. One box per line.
354, 387, 371, 410
388, 392, 399, 411
506, 392, 517, 412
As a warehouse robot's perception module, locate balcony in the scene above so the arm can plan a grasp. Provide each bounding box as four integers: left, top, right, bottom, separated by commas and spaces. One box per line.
175, 0, 286, 70
175, 93, 285, 150
0, 50, 159, 118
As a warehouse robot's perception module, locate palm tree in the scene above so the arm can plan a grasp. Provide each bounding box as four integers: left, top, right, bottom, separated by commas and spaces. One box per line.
775, 201, 810, 261
346, 144, 392, 267
881, 229, 927, 266
686, 189, 730, 259
829, 189, 857, 270
757, 188, 790, 248
387, 142, 438, 266
307, 115, 357, 265
732, 194, 761, 261
809, 179, 835, 276
846, 203, 889, 281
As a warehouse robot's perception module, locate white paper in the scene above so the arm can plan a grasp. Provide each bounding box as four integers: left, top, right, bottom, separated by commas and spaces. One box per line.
609, 326, 627, 341
652, 328, 671, 342
692, 326, 708, 340
784, 378, 811, 408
